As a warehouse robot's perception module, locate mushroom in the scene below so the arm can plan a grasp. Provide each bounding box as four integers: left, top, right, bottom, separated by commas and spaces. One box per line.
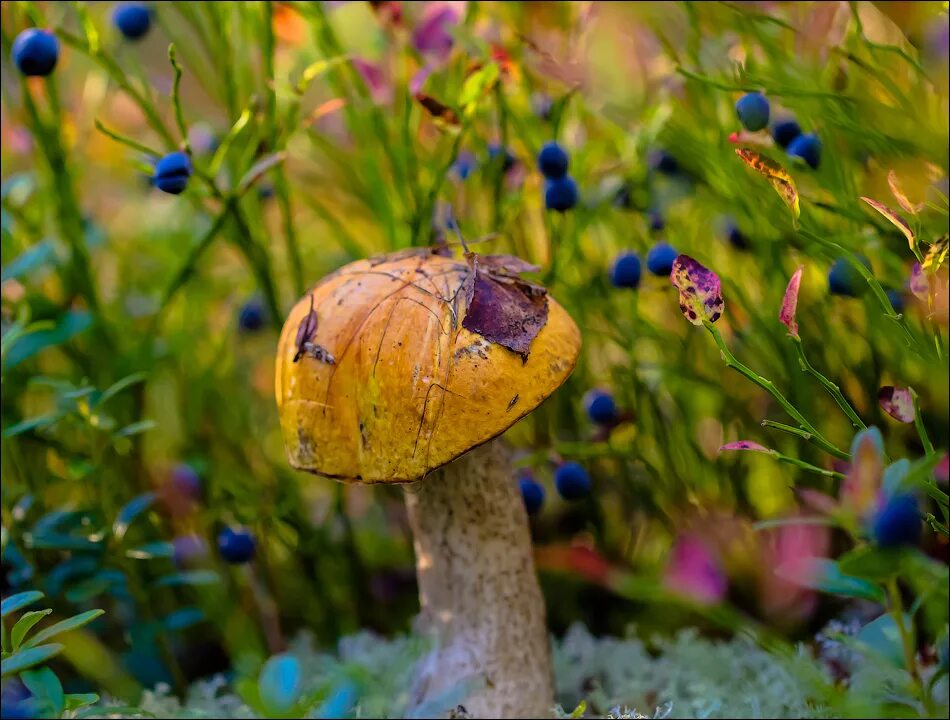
275, 248, 580, 718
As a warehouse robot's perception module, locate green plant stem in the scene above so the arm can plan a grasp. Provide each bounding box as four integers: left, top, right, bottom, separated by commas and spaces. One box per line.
790, 336, 866, 430
705, 323, 849, 460
886, 579, 932, 714
797, 227, 922, 354
909, 388, 935, 457
492, 82, 509, 231
772, 452, 845, 480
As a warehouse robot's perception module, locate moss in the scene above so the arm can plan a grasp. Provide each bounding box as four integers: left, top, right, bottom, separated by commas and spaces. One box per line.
103, 624, 947, 719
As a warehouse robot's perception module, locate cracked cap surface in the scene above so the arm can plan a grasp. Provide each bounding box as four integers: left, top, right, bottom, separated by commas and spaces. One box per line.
275, 250, 581, 483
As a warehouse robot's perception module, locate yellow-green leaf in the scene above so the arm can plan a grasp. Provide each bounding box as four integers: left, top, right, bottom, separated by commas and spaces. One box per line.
923, 235, 948, 273
459, 62, 500, 116
887, 170, 924, 214
735, 149, 800, 221
860, 196, 915, 250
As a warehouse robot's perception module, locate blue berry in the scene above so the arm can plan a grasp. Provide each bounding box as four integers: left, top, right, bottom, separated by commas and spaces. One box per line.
610, 252, 641, 289
584, 389, 617, 425
544, 176, 578, 212
735, 92, 770, 132
554, 461, 591, 500
650, 150, 679, 175
0, 680, 35, 720
648, 209, 665, 232
871, 494, 921, 548
488, 143, 516, 173
113, 3, 152, 41
238, 297, 267, 332
537, 141, 569, 179
787, 132, 821, 169
217, 527, 256, 564
646, 242, 678, 276
772, 118, 802, 149
885, 288, 904, 314
453, 150, 476, 180
169, 463, 201, 500
153, 151, 192, 195
828, 256, 870, 297
518, 474, 545, 515
727, 223, 750, 250
12, 28, 59, 77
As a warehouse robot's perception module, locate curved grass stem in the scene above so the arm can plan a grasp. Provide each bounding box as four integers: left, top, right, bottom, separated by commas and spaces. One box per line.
705, 323, 849, 460
790, 336, 866, 431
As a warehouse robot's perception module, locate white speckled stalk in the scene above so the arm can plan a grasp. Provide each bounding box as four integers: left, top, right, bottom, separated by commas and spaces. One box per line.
403, 439, 554, 719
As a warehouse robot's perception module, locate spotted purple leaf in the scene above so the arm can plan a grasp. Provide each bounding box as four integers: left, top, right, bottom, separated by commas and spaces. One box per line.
878, 386, 914, 424
780, 265, 804, 337
670, 255, 723, 326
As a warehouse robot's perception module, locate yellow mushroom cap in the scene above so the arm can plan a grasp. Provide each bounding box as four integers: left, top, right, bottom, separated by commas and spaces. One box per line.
275, 249, 580, 483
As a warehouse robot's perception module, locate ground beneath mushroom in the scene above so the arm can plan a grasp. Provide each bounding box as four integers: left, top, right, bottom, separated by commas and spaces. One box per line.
94, 623, 945, 718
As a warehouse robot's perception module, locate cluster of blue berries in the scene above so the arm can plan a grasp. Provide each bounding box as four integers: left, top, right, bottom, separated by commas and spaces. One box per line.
735, 92, 821, 169
538, 142, 578, 212
12, 4, 152, 78
517, 461, 592, 515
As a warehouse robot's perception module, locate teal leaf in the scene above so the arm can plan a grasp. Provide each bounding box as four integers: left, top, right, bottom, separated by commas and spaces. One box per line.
126, 541, 175, 560
23, 609, 105, 649
1, 239, 57, 283
1, 591, 44, 618
113, 493, 156, 541
1, 644, 64, 677
4, 311, 93, 370
163, 608, 205, 631
154, 570, 219, 587
21, 665, 65, 717
259, 654, 302, 715
11, 609, 52, 649
857, 613, 908, 668
776, 558, 885, 602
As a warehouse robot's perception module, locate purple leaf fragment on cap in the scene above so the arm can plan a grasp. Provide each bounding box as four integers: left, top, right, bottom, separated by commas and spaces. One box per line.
670, 255, 723, 326
461, 255, 549, 360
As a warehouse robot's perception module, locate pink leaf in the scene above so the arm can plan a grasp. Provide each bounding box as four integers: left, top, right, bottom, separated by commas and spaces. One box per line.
841, 430, 883, 518
779, 265, 804, 337
670, 255, 724, 326
411, 2, 464, 59
663, 535, 727, 605
351, 57, 392, 105
935, 454, 949, 485
409, 64, 434, 96
719, 440, 772, 453
878, 386, 914, 423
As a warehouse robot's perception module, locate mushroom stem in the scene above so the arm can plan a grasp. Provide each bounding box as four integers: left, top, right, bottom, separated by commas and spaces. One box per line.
404, 438, 554, 719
